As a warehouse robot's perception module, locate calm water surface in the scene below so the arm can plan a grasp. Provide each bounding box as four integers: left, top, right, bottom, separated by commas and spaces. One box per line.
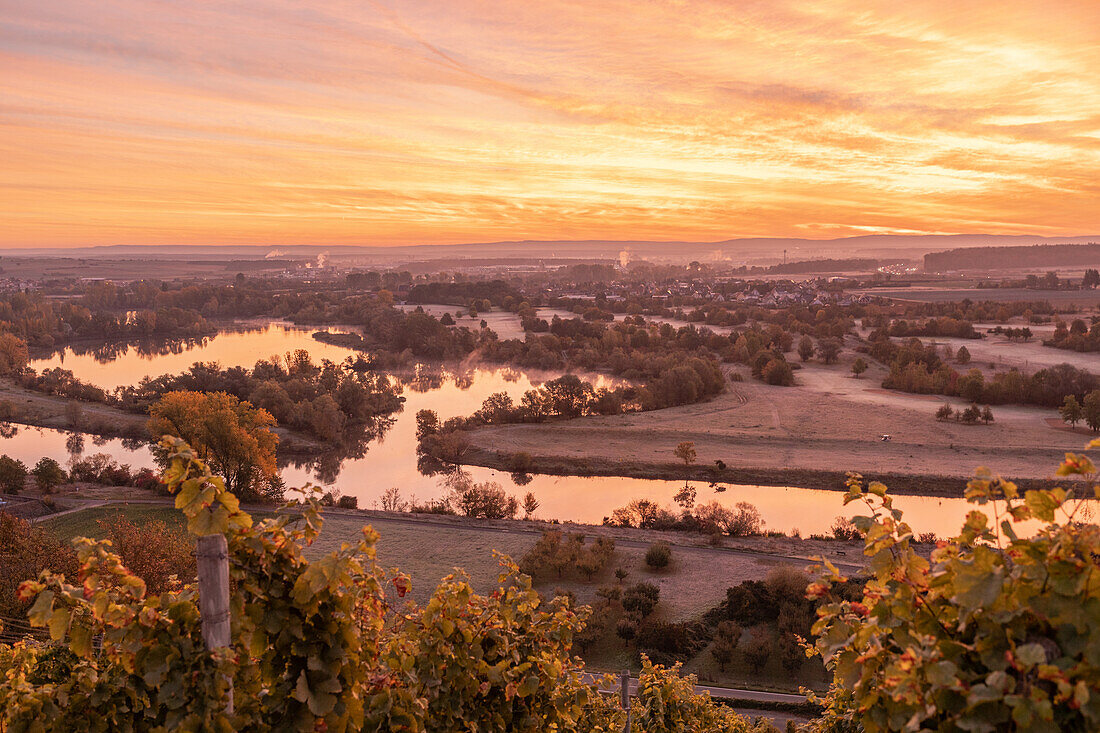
9, 323, 1087, 536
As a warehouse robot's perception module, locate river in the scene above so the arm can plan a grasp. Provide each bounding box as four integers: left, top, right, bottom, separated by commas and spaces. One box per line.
12, 321, 1081, 537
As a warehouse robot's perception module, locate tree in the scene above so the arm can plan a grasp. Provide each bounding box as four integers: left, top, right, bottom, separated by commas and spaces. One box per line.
741, 634, 772, 672
0, 455, 27, 494
147, 391, 279, 502
1061, 395, 1085, 427
959, 404, 982, 424
710, 620, 742, 672
1084, 268, 1100, 289
818, 338, 841, 364
762, 358, 794, 386
31, 457, 66, 494
934, 403, 954, 421
798, 337, 815, 363
980, 405, 994, 424
673, 441, 696, 468
522, 492, 539, 519
811, 451, 1100, 732
1084, 389, 1100, 432
0, 333, 29, 376
955, 345, 971, 364
622, 581, 660, 617
850, 357, 867, 378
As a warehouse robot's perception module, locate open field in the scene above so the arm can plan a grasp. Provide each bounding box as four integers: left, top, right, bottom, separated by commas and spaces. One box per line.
853, 287, 1100, 306
460, 357, 1089, 489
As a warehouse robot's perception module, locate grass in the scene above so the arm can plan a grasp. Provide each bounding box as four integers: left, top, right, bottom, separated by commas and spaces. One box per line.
41, 504, 187, 540
314, 514, 538, 604
38, 503, 819, 692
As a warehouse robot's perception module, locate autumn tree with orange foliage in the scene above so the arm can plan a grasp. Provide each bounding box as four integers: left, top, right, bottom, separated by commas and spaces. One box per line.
147, 390, 280, 503
0, 333, 28, 376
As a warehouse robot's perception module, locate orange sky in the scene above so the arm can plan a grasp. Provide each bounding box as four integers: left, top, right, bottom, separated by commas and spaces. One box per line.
2, 0, 1099, 247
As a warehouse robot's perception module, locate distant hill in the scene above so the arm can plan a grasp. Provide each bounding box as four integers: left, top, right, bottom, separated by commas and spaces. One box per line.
925, 243, 1100, 272
4, 234, 1100, 265
764, 257, 886, 274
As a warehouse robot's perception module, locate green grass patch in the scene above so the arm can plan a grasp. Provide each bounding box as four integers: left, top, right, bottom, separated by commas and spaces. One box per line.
41, 504, 187, 541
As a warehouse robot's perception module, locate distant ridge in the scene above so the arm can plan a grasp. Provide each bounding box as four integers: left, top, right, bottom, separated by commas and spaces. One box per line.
925, 243, 1100, 272
3, 234, 1099, 264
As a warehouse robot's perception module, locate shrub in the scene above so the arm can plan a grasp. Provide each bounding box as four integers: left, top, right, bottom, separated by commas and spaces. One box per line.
741, 633, 773, 672
336, 495, 358, 509
644, 541, 672, 570
724, 580, 774, 626
131, 467, 166, 493
727, 501, 763, 537
509, 451, 534, 473
830, 516, 861, 541
520, 530, 614, 581
635, 619, 710, 662
0, 512, 78, 619
811, 450, 1100, 731
98, 514, 196, 595
446, 476, 518, 519
622, 582, 660, 618
615, 617, 638, 642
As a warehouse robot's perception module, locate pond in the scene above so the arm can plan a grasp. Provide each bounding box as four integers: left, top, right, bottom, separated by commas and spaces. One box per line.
9, 322, 1090, 536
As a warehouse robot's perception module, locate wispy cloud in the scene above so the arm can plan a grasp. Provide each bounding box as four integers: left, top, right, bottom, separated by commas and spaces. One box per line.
1, 0, 1098, 246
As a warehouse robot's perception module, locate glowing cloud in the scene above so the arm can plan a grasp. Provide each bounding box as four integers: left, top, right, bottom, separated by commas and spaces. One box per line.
1, 0, 1098, 247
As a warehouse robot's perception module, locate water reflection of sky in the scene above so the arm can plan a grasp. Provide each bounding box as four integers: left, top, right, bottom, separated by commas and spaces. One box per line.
29, 323, 357, 392
3, 422, 1088, 538
11, 323, 1096, 537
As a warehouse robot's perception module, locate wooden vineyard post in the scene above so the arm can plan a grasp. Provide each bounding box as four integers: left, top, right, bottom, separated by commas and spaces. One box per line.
621, 669, 631, 733
196, 533, 234, 714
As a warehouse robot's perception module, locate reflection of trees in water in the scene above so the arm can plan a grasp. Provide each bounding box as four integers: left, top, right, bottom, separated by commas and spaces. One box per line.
400, 364, 445, 393
91, 434, 111, 447
278, 414, 398, 486
55, 335, 218, 365
510, 472, 533, 486
0, 422, 18, 439
66, 432, 85, 457
451, 370, 474, 391
395, 363, 483, 393
499, 367, 521, 383
416, 452, 450, 477
120, 438, 145, 452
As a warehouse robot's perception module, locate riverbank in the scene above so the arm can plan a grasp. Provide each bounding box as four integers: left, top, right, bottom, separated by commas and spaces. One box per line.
0, 379, 329, 454
448, 366, 1085, 497
454, 444, 1067, 497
